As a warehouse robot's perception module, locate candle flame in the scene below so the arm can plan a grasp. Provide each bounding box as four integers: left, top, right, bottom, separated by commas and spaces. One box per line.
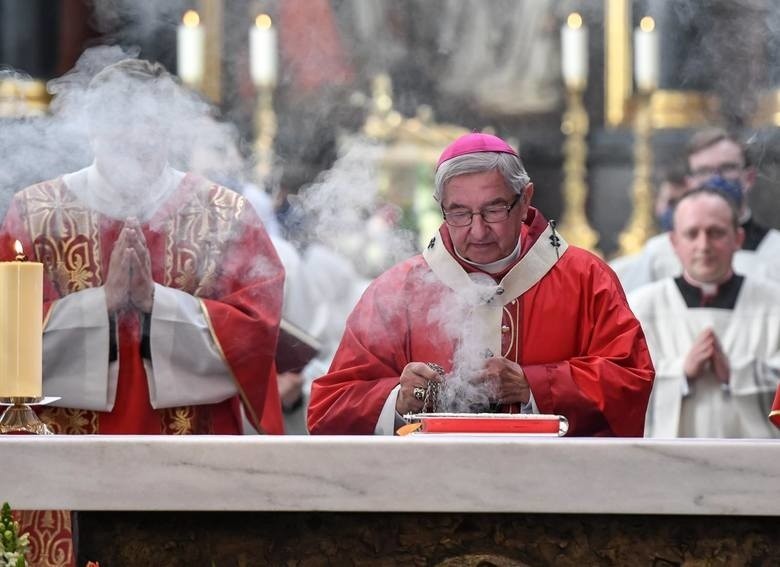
13, 240, 23, 255
182, 10, 200, 27
255, 14, 272, 29
640, 16, 655, 32
567, 12, 583, 30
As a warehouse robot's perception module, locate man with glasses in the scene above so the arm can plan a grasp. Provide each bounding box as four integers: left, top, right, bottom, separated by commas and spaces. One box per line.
614, 128, 780, 292
308, 133, 654, 436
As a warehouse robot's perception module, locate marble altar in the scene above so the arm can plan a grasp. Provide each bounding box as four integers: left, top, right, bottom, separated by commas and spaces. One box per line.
2, 436, 778, 565
0, 436, 777, 515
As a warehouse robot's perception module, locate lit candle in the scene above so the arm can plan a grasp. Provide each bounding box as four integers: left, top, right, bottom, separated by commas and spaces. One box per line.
0, 241, 42, 398
250, 14, 278, 87
177, 10, 205, 86
634, 16, 659, 92
561, 12, 588, 90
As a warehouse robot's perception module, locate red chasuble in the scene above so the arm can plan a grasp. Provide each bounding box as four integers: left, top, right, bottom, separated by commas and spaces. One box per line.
0, 173, 284, 435
308, 208, 654, 436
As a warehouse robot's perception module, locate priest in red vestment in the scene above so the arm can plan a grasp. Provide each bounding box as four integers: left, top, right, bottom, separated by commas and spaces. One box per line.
308, 133, 654, 436
0, 58, 285, 436
0, 56, 284, 567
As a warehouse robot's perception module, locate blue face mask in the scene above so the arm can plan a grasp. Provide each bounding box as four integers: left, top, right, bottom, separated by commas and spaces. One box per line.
700, 175, 744, 209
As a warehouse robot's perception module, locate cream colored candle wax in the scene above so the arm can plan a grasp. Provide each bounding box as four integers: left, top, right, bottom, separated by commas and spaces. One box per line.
0, 241, 43, 398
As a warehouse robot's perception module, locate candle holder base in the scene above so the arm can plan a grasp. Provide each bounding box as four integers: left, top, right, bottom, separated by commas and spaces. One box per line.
0, 397, 54, 435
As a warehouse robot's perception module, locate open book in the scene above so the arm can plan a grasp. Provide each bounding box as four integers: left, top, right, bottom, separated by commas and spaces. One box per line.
275, 318, 322, 374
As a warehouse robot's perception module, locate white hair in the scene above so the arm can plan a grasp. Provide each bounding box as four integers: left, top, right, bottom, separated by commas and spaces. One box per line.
433, 152, 531, 202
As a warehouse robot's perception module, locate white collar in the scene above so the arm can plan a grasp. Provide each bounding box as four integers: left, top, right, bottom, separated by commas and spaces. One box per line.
63, 163, 185, 221
453, 238, 522, 275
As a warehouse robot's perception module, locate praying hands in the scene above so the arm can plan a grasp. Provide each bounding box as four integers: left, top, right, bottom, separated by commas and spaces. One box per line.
104, 218, 155, 313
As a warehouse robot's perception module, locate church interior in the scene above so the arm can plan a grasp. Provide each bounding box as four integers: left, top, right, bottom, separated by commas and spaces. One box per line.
1, 1, 780, 565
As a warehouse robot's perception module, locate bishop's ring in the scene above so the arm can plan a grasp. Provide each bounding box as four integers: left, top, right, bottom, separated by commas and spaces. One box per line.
413, 386, 426, 401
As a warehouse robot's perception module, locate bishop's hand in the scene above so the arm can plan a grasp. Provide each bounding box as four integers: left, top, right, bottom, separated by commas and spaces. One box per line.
396, 362, 442, 416
476, 356, 531, 406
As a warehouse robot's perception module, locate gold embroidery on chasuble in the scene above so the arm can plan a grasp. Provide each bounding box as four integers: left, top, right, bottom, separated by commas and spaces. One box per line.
163, 182, 245, 298
16, 509, 74, 567
38, 407, 98, 434
162, 406, 212, 434
18, 181, 104, 295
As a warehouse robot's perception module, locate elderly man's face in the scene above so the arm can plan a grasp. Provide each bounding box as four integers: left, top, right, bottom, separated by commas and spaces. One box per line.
670, 193, 744, 284
441, 169, 532, 264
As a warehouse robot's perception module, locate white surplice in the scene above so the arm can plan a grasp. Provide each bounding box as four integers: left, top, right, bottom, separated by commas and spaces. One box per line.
629, 277, 780, 438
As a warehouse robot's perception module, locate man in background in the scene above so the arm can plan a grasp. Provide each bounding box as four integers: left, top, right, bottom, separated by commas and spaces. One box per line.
630, 188, 780, 438
613, 128, 780, 292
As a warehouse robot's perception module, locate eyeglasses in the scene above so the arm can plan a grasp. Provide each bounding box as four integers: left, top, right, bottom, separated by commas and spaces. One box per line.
442, 195, 520, 227
688, 162, 744, 180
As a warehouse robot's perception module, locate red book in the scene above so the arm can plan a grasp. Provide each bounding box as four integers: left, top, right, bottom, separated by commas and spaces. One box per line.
402, 413, 568, 436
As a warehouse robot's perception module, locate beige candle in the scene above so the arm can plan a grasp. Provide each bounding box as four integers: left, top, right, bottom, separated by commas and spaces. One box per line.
0, 241, 42, 398
177, 10, 205, 86
561, 12, 588, 90
250, 14, 278, 87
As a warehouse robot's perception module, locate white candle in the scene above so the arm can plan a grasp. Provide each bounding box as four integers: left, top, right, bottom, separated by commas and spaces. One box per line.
634, 16, 659, 92
561, 12, 588, 90
177, 10, 205, 86
250, 14, 278, 87
0, 241, 42, 399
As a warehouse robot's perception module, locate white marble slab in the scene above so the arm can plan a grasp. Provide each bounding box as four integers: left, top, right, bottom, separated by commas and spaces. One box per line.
0, 436, 777, 515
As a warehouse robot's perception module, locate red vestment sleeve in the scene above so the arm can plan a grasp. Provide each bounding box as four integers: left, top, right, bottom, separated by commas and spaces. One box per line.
522, 253, 654, 436
199, 209, 285, 434
308, 263, 414, 435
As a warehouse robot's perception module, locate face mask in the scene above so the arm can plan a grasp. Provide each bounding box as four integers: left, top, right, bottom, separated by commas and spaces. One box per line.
700, 175, 744, 209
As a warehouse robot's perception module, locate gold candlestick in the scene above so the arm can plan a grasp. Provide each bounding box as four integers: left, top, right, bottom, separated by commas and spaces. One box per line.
0, 397, 52, 435
254, 85, 276, 182
618, 92, 655, 255
558, 87, 600, 253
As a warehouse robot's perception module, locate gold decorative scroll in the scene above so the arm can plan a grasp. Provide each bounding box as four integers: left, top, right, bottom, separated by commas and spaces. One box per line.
650, 90, 719, 129
0, 78, 50, 117
752, 89, 780, 127
618, 93, 655, 255
604, 0, 632, 127
559, 88, 599, 253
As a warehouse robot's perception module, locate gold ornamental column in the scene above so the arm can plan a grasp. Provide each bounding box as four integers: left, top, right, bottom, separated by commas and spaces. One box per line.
250, 13, 279, 182
617, 92, 654, 255
618, 16, 658, 255
559, 13, 600, 253
559, 87, 599, 252
198, 0, 223, 103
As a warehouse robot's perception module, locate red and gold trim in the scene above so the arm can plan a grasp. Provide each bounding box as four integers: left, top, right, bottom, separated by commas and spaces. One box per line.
16, 509, 74, 567
197, 298, 265, 433
770, 384, 780, 429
